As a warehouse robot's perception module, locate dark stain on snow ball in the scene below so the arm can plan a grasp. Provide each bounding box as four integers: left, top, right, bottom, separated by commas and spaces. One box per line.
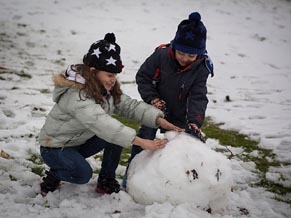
215, 169, 222, 181
225, 95, 231, 102
186, 169, 199, 181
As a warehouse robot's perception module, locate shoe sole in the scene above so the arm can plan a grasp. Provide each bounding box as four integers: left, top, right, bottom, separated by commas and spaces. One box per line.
95, 187, 121, 195
40, 190, 48, 197
40, 183, 62, 197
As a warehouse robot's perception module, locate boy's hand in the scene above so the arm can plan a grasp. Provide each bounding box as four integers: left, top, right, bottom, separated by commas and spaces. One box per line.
151, 98, 167, 114
185, 123, 206, 143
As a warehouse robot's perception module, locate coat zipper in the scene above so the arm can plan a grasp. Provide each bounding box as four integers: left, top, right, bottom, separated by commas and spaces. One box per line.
178, 83, 184, 101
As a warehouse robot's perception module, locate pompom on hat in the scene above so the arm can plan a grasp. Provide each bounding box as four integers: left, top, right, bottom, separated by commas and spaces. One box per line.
83, 33, 123, 74
171, 12, 207, 55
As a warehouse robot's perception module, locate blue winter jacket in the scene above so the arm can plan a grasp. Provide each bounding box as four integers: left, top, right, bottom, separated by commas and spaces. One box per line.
136, 45, 211, 128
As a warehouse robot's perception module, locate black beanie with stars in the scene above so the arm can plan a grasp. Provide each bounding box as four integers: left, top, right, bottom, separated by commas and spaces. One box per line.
83, 33, 123, 74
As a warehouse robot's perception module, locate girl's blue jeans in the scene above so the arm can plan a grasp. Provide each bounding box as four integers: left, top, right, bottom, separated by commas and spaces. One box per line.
40, 136, 123, 184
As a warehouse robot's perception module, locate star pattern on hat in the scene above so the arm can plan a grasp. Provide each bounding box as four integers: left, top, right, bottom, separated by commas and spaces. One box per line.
108, 43, 116, 51
106, 56, 116, 66
92, 48, 102, 58
185, 31, 194, 40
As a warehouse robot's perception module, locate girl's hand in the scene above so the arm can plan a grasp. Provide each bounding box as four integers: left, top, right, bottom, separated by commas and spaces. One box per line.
132, 137, 168, 150
156, 117, 184, 132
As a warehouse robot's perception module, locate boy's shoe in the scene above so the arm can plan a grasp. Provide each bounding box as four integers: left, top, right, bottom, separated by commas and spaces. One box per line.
95, 177, 120, 194
40, 170, 61, 196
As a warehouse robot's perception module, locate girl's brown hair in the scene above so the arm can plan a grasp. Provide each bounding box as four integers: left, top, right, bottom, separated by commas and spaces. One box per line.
72, 64, 122, 105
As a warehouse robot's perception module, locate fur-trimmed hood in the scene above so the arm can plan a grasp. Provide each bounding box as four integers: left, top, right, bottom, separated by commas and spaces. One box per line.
52, 73, 83, 103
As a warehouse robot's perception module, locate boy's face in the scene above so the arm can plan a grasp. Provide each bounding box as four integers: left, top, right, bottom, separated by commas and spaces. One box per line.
175, 50, 197, 66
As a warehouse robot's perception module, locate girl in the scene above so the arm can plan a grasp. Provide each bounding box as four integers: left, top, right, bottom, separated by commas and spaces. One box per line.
39, 33, 182, 196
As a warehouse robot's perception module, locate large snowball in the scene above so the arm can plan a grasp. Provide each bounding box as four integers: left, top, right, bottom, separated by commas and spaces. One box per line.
126, 131, 232, 213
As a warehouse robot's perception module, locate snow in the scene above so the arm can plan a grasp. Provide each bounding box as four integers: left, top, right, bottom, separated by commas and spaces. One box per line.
127, 131, 233, 213
0, 0, 290, 217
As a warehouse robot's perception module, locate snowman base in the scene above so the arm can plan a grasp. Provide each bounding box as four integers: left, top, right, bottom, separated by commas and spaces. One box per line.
126, 131, 232, 214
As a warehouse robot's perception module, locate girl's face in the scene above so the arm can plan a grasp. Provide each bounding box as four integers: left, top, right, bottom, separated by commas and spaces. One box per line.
94, 69, 117, 91
175, 50, 197, 67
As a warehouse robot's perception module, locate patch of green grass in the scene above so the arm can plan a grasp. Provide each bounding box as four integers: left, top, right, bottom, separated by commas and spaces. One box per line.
0, 69, 14, 74
112, 115, 139, 167
0, 69, 32, 79
202, 117, 258, 151
92, 154, 102, 174
112, 115, 140, 131
16, 70, 32, 79
120, 147, 131, 166
40, 88, 51, 94
256, 178, 291, 195
27, 153, 44, 176
31, 166, 44, 176
201, 117, 290, 204
28, 153, 43, 165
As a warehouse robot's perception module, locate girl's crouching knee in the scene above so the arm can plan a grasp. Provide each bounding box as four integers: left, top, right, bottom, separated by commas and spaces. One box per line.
70, 166, 93, 184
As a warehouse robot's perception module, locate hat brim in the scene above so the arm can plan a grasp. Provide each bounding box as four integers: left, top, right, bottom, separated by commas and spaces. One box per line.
171, 42, 205, 55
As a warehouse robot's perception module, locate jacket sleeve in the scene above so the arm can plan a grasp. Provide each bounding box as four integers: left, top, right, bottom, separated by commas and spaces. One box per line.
187, 65, 209, 128
114, 94, 164, 128
60, 91, 137, 148
135, 50, 161, 104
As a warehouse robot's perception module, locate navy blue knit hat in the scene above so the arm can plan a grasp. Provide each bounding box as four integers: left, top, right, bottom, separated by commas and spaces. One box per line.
83, 33, 123, 74
171, 12, 207, 55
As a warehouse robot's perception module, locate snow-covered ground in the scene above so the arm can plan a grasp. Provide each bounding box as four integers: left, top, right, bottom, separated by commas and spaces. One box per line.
0, 0, 290, 217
